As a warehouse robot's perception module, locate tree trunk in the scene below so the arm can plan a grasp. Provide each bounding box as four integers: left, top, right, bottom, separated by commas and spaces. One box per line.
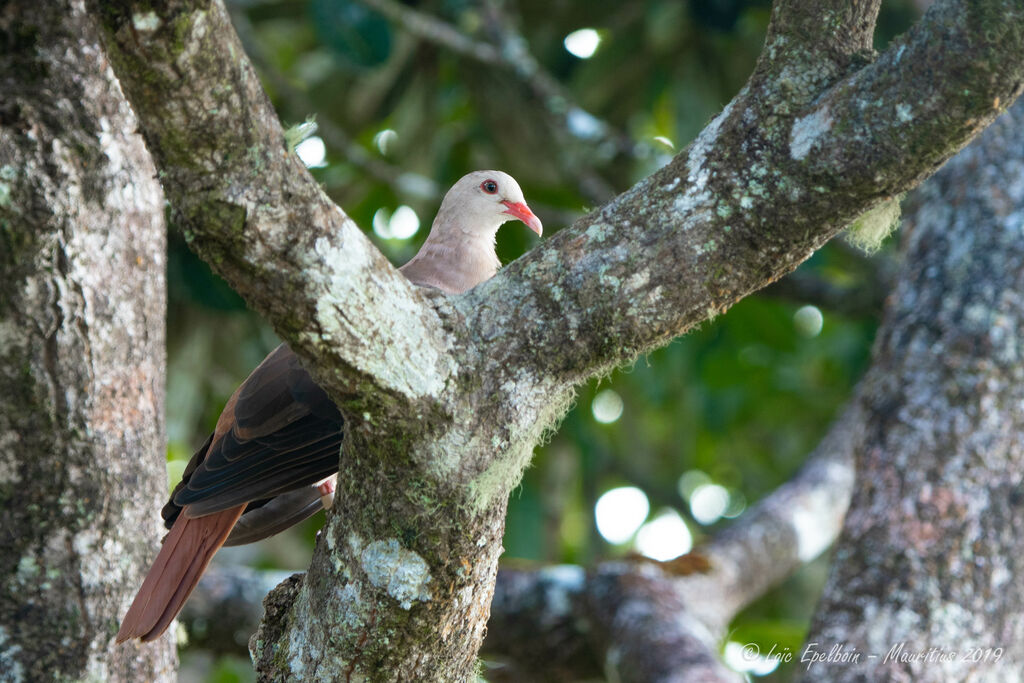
0, 1, 174, 679
801, 100, 1024, 681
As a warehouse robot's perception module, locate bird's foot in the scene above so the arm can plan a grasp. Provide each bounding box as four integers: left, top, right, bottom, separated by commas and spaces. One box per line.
317, 476, 337, 510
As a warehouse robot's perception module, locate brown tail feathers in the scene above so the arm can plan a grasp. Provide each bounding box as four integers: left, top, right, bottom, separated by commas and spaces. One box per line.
116, 505, 244, 642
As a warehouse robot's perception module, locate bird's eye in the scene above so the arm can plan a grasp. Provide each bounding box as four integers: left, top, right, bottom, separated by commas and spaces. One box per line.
481, 180, 498, 194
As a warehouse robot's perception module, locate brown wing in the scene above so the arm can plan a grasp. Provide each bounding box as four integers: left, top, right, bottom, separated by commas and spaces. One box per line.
162, 343, 343, 527
119, 345, 343, 642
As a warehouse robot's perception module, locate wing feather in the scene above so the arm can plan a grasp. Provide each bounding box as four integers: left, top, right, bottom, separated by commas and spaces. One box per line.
162, 343, 343, 528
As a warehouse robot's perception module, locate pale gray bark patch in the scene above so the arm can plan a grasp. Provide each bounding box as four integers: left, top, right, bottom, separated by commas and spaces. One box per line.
0, 1, 175, 679
790, 105, 835, 160
359, 538, 433, 609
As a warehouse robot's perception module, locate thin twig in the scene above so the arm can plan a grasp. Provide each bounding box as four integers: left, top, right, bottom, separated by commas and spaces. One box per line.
356, 0, 647, 202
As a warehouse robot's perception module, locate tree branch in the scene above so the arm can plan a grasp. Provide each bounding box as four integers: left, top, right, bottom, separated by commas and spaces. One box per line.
86, 0, 1024, 678
357, 0, 503, 65
458, 0, 1024, 406
181, 395, 858, 679
356, 0, 625, 203
227, 8, 442, 201
89, 0, 455, 426
688, 401, 860, 623
762, 0, 882, 73
481, 399, 859, 681
91, 0, 1024, 454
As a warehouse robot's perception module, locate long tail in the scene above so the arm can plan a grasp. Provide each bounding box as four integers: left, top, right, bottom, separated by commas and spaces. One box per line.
117, 505, 245, 642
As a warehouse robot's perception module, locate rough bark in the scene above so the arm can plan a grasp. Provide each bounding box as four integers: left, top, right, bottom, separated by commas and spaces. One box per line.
90, 0, 453, 429
800, 95, 1024, 681
86, 0, 1024, 413
0, 1, 175, 680
77, 0, 1024, 679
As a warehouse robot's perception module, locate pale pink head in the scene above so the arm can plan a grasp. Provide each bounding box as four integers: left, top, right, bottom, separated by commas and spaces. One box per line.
433, 170, 542, 238
400, 170, 542, 293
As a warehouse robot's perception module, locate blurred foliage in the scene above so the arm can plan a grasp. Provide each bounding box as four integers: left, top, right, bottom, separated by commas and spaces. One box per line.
168, 0, 919, 680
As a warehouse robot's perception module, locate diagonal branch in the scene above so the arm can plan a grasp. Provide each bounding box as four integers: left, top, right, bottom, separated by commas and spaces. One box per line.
181, 399, 860, 680
482, 399, 861, 682
92, 0, 1024, 506
679, 401, 861, 626
356, 0, 632, 202
89, 0, 456, 425
357, 0, 502, 65
87, 2, 1024, 676
228, 8, 441, 201
458, 0, 1024, 412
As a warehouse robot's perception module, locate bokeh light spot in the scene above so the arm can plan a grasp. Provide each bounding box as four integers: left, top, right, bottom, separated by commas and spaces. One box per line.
690, 483, 730, 525
794, 304, 824, 337
372, 206, 420, 240
653, 135, 675, 150
677, 469, 712, 499
591, 389, 624, 424
389, 205, 420, 239
374, 128, 398, 155
595, 486, 649, 544
635, 509, 692, 561
295, 136, 327, 168
564, 28, 601, 58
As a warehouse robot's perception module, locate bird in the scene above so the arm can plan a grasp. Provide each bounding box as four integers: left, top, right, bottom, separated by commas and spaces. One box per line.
116, 170, 542, 643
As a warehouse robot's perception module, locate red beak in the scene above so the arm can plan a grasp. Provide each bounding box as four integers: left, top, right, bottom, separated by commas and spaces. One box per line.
501, 200, 543, 236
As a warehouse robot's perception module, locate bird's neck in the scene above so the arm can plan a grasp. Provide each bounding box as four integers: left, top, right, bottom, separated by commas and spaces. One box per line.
399, 221, 501, 294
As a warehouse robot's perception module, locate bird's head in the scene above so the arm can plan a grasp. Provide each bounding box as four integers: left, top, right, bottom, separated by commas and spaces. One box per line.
436, 170, 543, 238
400, 169, 542, 293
